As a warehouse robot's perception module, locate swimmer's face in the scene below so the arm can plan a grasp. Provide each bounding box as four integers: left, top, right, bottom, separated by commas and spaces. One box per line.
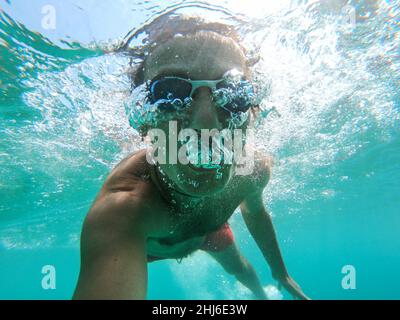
143, 32, 250, 196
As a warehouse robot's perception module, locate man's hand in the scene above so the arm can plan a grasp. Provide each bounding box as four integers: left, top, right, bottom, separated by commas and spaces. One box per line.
275, 274, 310, 300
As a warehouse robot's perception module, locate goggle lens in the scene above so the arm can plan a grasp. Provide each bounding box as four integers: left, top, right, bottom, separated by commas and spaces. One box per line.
149, 76, 254, 113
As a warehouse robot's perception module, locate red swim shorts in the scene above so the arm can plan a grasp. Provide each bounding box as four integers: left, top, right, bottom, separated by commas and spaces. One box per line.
147, 223, 234, 262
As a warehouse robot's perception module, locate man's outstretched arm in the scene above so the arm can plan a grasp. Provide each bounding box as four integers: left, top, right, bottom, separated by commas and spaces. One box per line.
240, 191, 309, 300
73, 192, 148, 300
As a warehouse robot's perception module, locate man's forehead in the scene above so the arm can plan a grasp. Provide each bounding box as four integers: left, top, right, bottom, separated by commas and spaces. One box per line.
143, 35, 247, 80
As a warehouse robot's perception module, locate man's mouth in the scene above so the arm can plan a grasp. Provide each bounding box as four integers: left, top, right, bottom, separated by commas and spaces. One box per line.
187, 162, 222, 172
184, 138, 230, 172
186, 148, 225, 172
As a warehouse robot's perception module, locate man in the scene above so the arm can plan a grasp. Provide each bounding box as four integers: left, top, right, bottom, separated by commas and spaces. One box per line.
73, 14, 308, 300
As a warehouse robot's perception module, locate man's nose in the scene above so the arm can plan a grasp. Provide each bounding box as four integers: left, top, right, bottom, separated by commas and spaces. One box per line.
189, 87, 222, 130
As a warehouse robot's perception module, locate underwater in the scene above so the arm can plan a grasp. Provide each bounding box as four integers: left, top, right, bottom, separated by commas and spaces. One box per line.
0, 0, 399, 300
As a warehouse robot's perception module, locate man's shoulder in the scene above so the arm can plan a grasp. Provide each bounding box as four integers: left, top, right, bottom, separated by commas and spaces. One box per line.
235, 150, 274, 196
88, 149, 167, 232
253, 150, 274, 183
109, 149, 149, 180
102, 149, 154, 193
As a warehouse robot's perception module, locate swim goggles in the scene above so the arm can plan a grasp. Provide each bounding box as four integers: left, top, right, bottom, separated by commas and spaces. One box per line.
147, 69, 256, 114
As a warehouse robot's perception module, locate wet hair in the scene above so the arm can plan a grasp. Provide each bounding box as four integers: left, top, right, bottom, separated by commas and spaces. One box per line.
127, 13, 251, 87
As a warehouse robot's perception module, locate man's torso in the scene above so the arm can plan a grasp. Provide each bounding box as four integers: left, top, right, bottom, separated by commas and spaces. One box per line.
102, 149, 269, 259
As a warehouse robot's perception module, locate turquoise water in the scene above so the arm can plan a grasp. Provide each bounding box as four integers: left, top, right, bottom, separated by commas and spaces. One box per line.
1, 0, 399, 299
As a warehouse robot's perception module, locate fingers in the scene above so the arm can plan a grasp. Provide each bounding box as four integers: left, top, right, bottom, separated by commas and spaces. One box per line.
276, 277, 310, 300
283, 282, 309, 300
301, 293, 311, 300
293, 290, 310, 300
